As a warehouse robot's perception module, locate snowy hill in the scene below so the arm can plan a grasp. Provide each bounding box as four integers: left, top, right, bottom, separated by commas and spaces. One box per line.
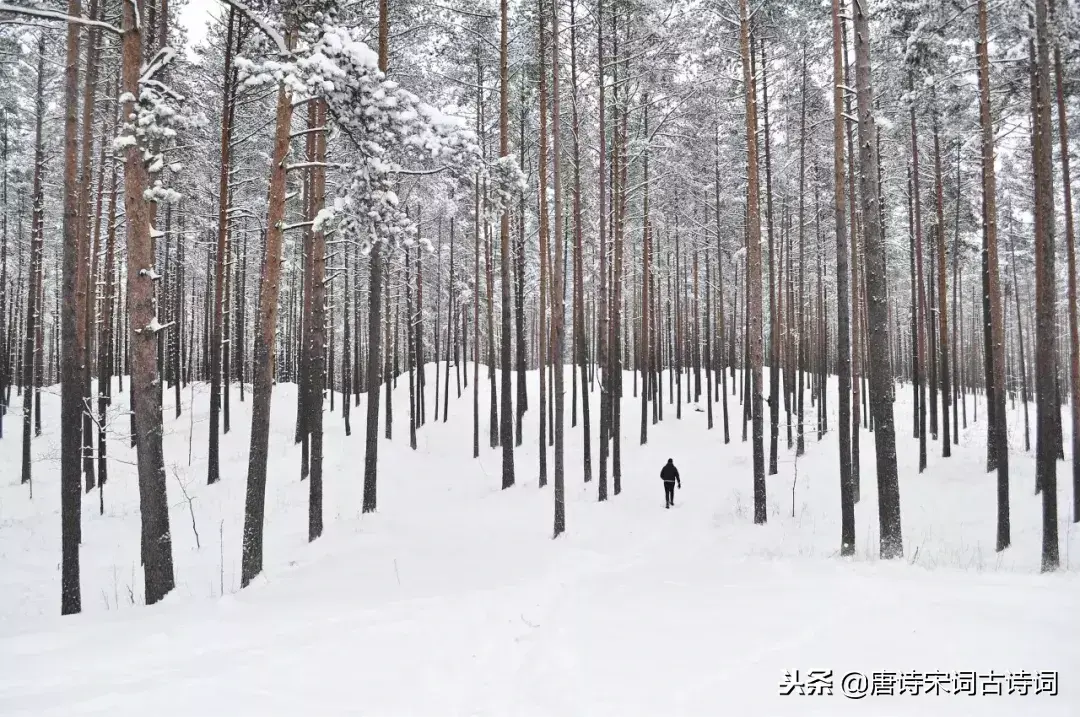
0, 369, 1077, 715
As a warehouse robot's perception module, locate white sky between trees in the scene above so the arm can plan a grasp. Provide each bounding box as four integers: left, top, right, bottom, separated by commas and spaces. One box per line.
178, 0, 214, 57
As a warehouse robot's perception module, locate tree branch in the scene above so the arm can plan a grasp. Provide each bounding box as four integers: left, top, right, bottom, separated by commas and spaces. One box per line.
214, 0, 288, 56
0, 2, 121, 33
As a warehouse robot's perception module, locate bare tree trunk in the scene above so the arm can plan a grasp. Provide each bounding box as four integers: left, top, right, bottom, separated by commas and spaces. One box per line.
1052, 5, 1080, 523
343, 226, 352, 436
840, 9, 859, 499
122, 0, 175, 604
570, 0, 591, 480
761, 37, 780, 477
22, 36, 46, 491
596, 0, 609, 499
296, 109, 316, 477
415, 226, 424, 426
538, 0, 550, 488
472, 76, 481, 459
515, 90, 527, 444
307, 100, 326, 540
407, 243, 417, 449
551, 0, 567, 535
952, 144, 961, 442
739, 0, 766, 524
612, 34, 626, 496
208, 8, 235, 485
363, 2, 389, 514
932, 107, 951, 455
705, 242, 713, 430
60, 0, 84, 615
0, 113, 7, 437
77, 0, 102, 493
911, 97, 929, 472
487, 202, 498, 449
715, 152, 730, 444
853, 0, 902, 557
796, 48, 807, 457
976, 0, 1009, 550
242, 18, 297, 584
98, 108, 119, 502
444, 218, 455, 423
640, 98, 650, 445
831, 0, 854, 551
498, 0, 515, 488
1031, 0, 1059, 570
1007, 227, 1031, 452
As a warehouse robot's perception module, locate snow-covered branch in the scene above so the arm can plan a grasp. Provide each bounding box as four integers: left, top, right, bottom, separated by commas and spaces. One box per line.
214, 0, 288, 56
0, 2, 121, 33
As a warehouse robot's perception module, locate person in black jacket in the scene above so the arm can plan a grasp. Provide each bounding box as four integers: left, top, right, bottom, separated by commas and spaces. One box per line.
660, 458, 681, 508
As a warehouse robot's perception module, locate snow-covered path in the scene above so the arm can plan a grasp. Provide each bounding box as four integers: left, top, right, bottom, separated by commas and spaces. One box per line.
1, 370, 1078, 715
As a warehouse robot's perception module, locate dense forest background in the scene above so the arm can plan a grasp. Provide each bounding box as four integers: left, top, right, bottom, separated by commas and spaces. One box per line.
0, 0, 1077, 614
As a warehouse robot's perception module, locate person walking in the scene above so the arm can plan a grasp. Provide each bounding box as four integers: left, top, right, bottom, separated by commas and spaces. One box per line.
661, 458, 681, 508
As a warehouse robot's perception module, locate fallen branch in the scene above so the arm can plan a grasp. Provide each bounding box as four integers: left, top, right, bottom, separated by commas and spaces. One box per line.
172, 467, 200, 550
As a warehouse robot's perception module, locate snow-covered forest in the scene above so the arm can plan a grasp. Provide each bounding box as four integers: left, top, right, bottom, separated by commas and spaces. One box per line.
0, 0, 1078, 711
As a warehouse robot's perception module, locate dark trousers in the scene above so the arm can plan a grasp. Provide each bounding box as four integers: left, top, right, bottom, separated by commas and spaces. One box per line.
664, 481, 676, 507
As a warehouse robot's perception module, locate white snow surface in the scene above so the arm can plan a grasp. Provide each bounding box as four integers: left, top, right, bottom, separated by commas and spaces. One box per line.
0, 369, 1078, 716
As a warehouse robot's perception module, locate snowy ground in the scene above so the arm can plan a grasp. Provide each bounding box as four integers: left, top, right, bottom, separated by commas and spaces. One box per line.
0, 367, 1078, 716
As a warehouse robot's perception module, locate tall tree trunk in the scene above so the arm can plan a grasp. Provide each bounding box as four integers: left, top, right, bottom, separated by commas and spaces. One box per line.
716, 152, 730, 444
363, 1, 389, 513
933, 107, 951, 455
208, 8, 235, 485
840, 9, 859, 499
796, 48, 807, 457
570, 0, 591, 479
307, 100, 326, 541
976, 0, 1009, 550
122, 0, 175, 605
0, 112, 7, 436
472, 59, 481, 459
60, 0, 84, 615
832, 0, 854, 552
552, 0, 567, 536
407, 242, 417, 449
297, 110, 315, 476
444, 218, 455, 423
928, 239, 938, 439
241, 18, 297, 584
343, 225, 352, 436
1008, 226, 1031, 452
1031, 0, 1058, 570
853, 0, 902, 558
487, 202, 498, 449
612, 33, 625, 496
640, 98, 651, 445
597, 0, 610, 498
415, 225, 425, 427
1052, 4, 1080, 523
538, 0, 550, 488
77, 0, 101, 493
98, 110, 119, 501
911, 97, 929, 472
22, 36, 46, 491
515, 87, 527, 444
761, 37, 780, 477
498, 0, 515, 489
705, 240, 713, 430
739, 0, 766, 524
952, 143, 961, 442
